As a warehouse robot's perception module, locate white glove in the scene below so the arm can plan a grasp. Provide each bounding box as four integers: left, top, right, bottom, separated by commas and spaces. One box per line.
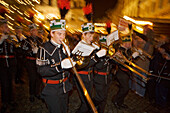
61, 58, 76, 69
132, 52, 139, 58
96, 48, 107, 58
0, 34, 8, 44
137, 49, 143, 54
32, 46, 38, 53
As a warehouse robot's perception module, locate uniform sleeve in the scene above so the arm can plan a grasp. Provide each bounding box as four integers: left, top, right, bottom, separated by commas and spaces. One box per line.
37, 64, 63, 77
86, 49, 100, 67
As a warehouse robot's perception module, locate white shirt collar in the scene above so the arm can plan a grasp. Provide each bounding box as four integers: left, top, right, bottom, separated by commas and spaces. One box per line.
50, 39, 61, 48
81, 39, 88, 44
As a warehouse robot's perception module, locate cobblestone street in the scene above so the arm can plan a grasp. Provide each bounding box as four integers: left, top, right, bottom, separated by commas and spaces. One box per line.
1, 70, 170, 113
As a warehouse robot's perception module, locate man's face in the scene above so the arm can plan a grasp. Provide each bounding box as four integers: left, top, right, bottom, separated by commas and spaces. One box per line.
1, 24, 9, 34
15, 29, 22, 35
30, 28, 38, 37
83, 32, 94, 44
51, 30, 66, 44
123, 42, 132, 49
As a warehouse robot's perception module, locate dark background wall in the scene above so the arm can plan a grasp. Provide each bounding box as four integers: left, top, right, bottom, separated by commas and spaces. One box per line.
89, 0, 118, 22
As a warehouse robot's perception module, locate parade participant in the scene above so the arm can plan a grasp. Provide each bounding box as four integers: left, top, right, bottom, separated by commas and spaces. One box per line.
14, 25, 26, 84
72, 23, 107, 113
112, 34, 137, 109
38, 27, 49, 43
151, 43, 170, 109
0, 19, 17, 112
36, 19, 76, 113
24, 23, 43, 102
93, 55, 114, 113
130, 33, 153, 97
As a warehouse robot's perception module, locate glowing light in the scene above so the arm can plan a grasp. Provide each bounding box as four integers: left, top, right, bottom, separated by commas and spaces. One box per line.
32, 7, 40, 13
24, 11, 30, 17
14, 5, 19, 9
0, 0, 9, 7
43, 24, 49, 30
35, 13, 45, 20
10, 6, 16, 10
66, 25, 68, 28
32, 0, 40, 4
68, 29, 75, 34
136, 26, 143, 32
84, 90, 87, 96
5, 14, 14, 21
123, 16, 153, 26
8, 25, 14, 30
7, 21, 13, 26
76, 29, 82, 33
21, 23, 27, 27
94, 23, 106, 26
16, 0, 27, 5
35, 18, 42, 23
24, 17, 32, 22
17, 10, 23, 15
46, 14, 58, 20
111, 23, 116, 27
23, 0, 30, 5
8, 9, 14, 13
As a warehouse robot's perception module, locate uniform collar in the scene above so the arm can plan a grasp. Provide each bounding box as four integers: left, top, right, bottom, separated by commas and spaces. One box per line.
81, 39, 87, 44
50, 39, 61, 48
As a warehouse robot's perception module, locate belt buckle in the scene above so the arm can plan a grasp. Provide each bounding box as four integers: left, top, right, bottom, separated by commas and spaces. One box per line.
59, 79, 63, 83
5, 56, 8, 58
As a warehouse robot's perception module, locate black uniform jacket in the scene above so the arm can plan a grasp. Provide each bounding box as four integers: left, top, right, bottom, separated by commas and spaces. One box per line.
36, 40, 72, 95
23, 36, 43, 58
0, 36, 17, 67
117, 46, 133, 71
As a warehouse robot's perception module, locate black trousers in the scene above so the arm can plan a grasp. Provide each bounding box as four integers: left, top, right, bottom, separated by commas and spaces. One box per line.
15, 56, 24, 81
43, 92, 68, 113
74, 74, 93, 113
26, 60, 41, 96
93, 74, 112, 113
113, 69, 130, 105
0, 66, 16, 104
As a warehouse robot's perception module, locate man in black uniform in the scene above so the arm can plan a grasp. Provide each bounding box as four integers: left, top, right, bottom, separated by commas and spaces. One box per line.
112, 34, 137, 109
72, 23, 107, 113
14, 25, 26, 84
93, 55, 113, 113
36, 19, 75, 113
24, 23, 43, 102
0, 19, 17, 112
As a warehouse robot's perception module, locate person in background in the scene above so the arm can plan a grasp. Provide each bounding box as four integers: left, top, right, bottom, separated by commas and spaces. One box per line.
14, 24, 26, 84
130, 33, 153, 97
112, 34, 139, 110
93, 53, 114, 113
24, 23, 43, 102
149, 42, 170, 109
38, 27, 49, 43
0, 18, 17, 112
72, 23, 107, 113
